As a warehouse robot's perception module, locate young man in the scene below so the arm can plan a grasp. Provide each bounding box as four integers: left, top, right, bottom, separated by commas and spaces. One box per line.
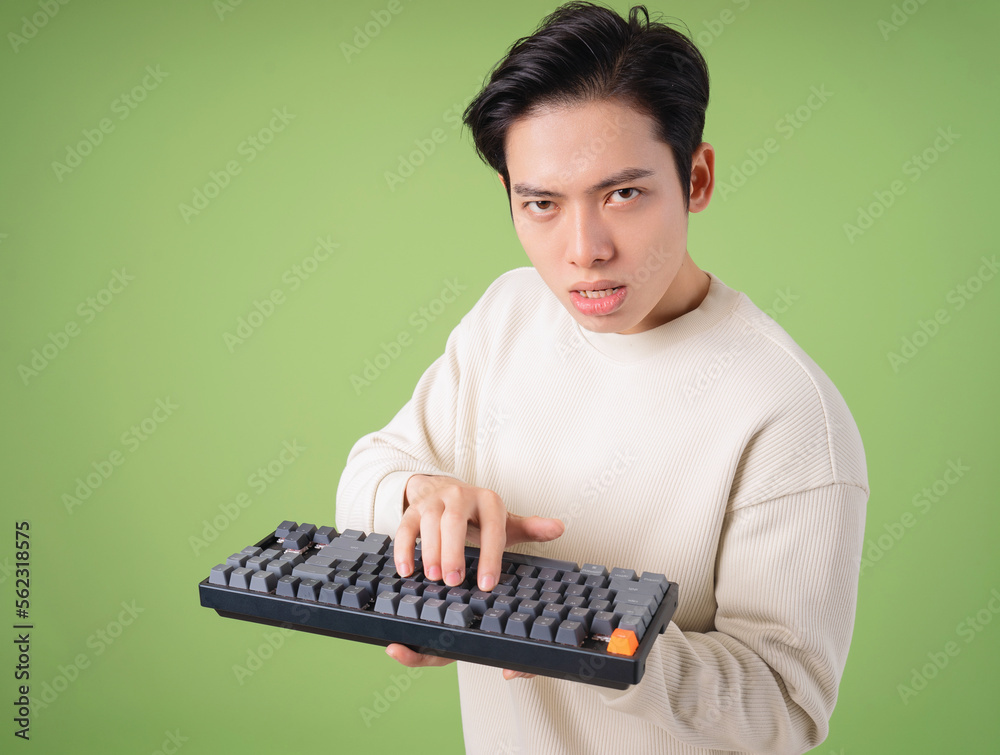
336, 3, 868, 753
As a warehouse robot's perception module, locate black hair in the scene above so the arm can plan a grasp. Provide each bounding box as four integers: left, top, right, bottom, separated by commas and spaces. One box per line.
462, 2, 710, 211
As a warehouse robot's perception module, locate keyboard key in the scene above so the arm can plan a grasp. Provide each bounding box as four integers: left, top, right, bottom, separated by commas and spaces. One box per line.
341, 585, 372, 610
250, 571, 277, 593
397, 594, 424, 619
480, 608, 506, 633
314, 525, 338, 544
266, 560, 293, 578
591, 611, 618, 636
420, 598, 448, 623
226, 553, 249, 568
504, 612, 533, 638
320, 583, 344, 605
580, 563, 608, 578
469, 590, 495, 615
529, 616, 558, 642
209, 564, 232, 586
515, 565, 538, 579
542, 603, 569, 622
276, 575, 299, 598
555, 620, 586, 646
444, 603, 474, 628
297, 578, 322, 601
607, 628, 639, 656
275, 521, 297, 538
446, 588, 471, 604
241, 546, 263, 558
296, 523, 317, 540
282, 531, 311, 550
609, 568, 636, 581
401, 581, 425, 597
374, 591, 401, 615
293, 564, 335, 582
568, 606, 594, 632
228, 567, 253, 589
517, 599, 544, 618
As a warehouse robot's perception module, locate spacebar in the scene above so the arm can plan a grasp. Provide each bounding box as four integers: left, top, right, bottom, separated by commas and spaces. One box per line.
464, 546, 578, 572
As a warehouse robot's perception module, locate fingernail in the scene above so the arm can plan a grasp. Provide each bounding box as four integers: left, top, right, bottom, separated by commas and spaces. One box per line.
426, 565, 441, 581
479, 573, 496, 591
446, 570, 462, 585
397, 562, 411, 577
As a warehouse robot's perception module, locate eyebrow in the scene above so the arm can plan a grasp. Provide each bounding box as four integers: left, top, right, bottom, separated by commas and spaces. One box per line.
512, 167, 655, 198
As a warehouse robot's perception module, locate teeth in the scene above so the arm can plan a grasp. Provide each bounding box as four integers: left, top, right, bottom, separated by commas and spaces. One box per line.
578, 287, 619, 299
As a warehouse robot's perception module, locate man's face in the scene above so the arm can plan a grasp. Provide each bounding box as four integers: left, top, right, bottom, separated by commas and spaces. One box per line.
502, 98, 713, 334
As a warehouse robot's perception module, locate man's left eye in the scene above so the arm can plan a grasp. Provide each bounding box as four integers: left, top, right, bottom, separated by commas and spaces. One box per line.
610, 188, 640, 202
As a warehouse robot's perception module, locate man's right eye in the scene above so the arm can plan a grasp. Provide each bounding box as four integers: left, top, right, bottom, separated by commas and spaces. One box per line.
525, 200, 553, 213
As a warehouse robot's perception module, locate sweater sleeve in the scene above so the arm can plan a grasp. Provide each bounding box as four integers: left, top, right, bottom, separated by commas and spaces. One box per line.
334, 314, 469, 536
594, 482, 868, 754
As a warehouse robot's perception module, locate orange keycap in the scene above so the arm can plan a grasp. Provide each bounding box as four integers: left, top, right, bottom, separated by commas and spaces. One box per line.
607, 628, 639, 656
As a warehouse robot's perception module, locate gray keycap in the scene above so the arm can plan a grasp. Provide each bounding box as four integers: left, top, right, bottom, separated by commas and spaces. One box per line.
341, 584, 372, 609
314, 526, 338, 544
246, 556, 272, 572
296, 523, 317, 540
250, 571, 277, 593
515, 588, 540, 601
480, 608, 506, 633
470, 591, 495, 615
493, 595, 519, 616
424, 584, 449, 601
580, 563, 608, 578
420, 598, 447, 623
228, 567, 253, 589
278, 552, 304, 566
209, 564, 232, 586
609, 578, 661, 598
293, 564, 335, 582
378, 577, 403, 594
530, 615, 558, 642
504, 612, 533, 638
266, 560, 293, 578
276, 575, 299, 597
261, 548, 283, 560
609, 567, 636, 581
226, 553, 249, 568
515, 565, 538, 579
375, 591, 402, 615
537, 568, 562, 582
563, 595, 587, 610
282, 531, 311, 550
555, 619, 586, 646
444, 602, 474, 628
446, 588, 471, 604
564, 584, 590, 599
305, 554, 338, 568
340, 529, 365, 540
618, 613, 647, 641
275, 521, 297, 538
542, 603, 569, 622
397, 594, 424, 619
517, 599, 544, 618
591, 611, 618, 636
319, 582, 343, 605
297, 578, 322, 601
401, 581, 424, 597
639, 572, 669, 600
333, 569, 357, 586
241, 546, 263, 557
568, 606, 594, 632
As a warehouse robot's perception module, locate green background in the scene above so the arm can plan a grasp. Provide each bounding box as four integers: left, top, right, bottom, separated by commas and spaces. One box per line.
1, 0, 997, 752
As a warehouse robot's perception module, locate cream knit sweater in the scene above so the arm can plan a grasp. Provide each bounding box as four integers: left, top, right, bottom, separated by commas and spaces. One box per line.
336, 267, 869, 754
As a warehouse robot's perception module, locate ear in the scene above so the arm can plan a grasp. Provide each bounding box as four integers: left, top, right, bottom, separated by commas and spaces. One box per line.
688, 142, 714, 213
497, 173, 507, 190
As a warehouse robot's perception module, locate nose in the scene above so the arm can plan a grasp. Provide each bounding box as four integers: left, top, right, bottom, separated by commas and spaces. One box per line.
565, 205, 613, 268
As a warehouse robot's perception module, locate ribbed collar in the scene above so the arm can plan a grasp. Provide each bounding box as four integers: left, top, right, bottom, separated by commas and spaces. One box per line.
572, 271, 741, 363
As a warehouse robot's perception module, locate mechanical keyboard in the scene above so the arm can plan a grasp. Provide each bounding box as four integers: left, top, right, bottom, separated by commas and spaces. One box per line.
199, 521, 679, 689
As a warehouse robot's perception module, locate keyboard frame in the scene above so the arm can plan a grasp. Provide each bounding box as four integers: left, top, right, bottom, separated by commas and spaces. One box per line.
199, 531, 679, 689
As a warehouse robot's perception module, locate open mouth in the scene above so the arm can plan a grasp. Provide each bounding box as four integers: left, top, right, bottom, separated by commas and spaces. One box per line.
575, 286, 624, 299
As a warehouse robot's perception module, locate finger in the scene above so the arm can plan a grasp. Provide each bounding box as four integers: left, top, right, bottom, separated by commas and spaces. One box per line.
502, 668, 536, 680
440, 500, 471, 587
418, 503, 444, 582
505, 514, 564, 546
475, 493, 508, 592
393, 507, 420, 578
386, 643, 455, 667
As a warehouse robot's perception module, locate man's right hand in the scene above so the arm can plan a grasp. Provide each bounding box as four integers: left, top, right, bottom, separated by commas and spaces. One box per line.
393, 473, 564, 593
